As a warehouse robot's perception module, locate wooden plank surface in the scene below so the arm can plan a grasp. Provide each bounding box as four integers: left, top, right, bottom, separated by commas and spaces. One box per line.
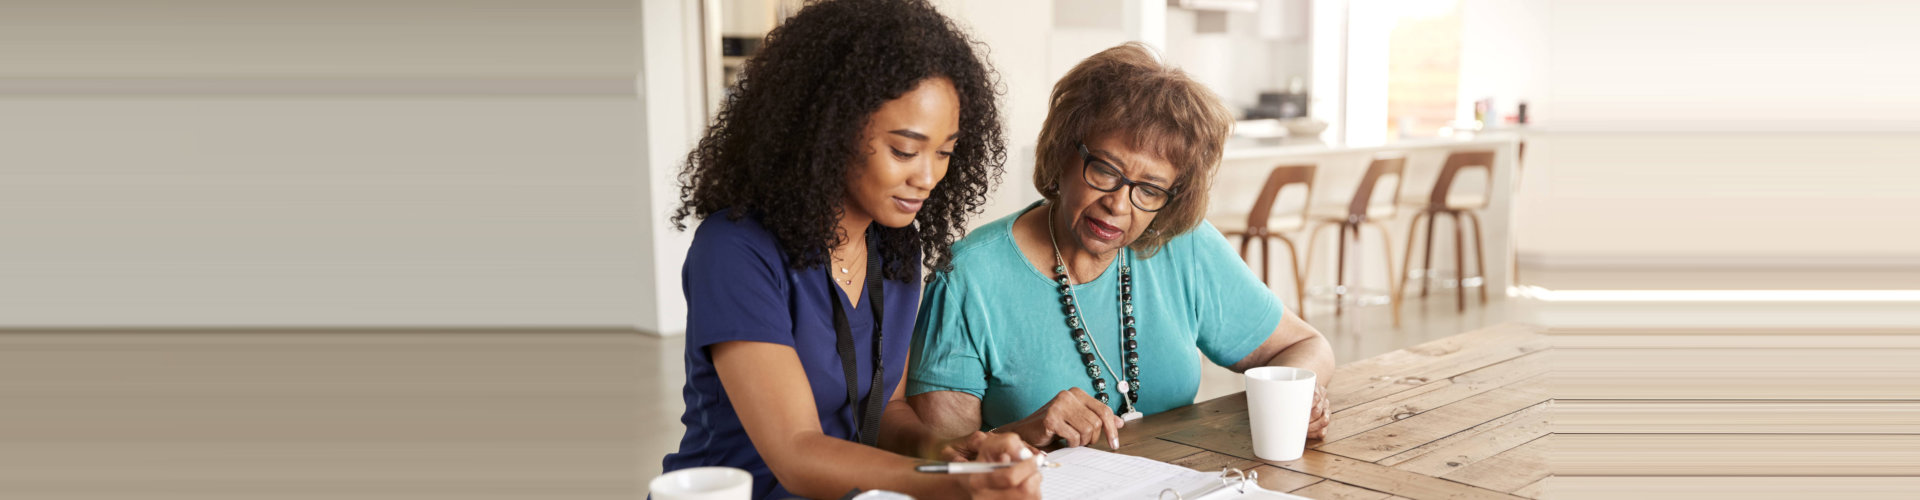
1168, 450, 1261, 473
1509, 477, 1547, 499
1316, 381, 1548, 462
1324, 352, 1546, 442
1552, 346, 1920, 400
1248, 465, 1326, 493
1547, 476, 1920, 500
1113, 323, 1548, 500
1554, 434, 1920, 476
1383, 402, 1549, 473
1330, 323, 1546, 412
1439, 436, 1549, 493
1553, 400, 1920, 434
1112, 436, 1204, 463
1289, 480, 1393, 500
1278, 451, 1528, 500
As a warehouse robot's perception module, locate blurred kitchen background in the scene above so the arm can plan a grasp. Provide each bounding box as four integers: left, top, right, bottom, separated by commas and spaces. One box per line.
4, 1, 1919, 498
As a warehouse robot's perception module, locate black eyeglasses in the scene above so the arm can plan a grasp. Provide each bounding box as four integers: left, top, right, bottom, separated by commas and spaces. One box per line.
1078, 142, 1177, 212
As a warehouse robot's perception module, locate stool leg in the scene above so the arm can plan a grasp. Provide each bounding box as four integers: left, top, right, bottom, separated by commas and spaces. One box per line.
1302, 222, 1331, 318
1422, 211, 1437, 298
1276, 234, 1305, 321
1235, 232, 1252, 265
1335, 223, 1350, 317
1400, 212, 1425, 305
1453, 211, 1466, 313
1261, 234, 1272, 287
1467, 211, 1489, 305
1367, 221, 1401, 328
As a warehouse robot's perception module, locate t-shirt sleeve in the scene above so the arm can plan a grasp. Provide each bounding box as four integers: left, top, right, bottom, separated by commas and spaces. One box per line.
1187, 221, 1286, 367
682, 220, 794, 351
906, 271, 988, 399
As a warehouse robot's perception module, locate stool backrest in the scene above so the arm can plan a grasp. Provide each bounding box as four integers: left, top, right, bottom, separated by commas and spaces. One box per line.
1348, 156, 1406, 221
1428, 150, 1496, 210
1243, 164, 1316, 233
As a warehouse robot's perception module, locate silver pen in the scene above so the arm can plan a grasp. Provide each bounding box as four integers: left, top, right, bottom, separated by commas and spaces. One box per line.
914, 453, 1056, 474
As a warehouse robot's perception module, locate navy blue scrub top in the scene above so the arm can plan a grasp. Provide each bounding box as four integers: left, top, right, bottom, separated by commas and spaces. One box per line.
661, 211, 919, 500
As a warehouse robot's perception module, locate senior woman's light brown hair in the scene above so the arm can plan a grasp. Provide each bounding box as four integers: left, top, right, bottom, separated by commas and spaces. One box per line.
1032, 42, 1235, 256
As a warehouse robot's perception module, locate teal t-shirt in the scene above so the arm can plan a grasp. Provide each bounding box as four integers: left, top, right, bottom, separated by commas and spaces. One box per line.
907, 203, 1285, 428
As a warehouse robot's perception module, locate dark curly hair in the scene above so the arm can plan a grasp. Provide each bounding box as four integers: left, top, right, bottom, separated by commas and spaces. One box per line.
671, 0, 1006, 282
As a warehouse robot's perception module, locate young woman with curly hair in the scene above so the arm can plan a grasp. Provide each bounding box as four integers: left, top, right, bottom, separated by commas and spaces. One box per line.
660, 1, 1037, 499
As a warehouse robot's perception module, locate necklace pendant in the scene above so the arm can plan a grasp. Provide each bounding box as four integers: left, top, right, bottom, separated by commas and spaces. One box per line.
1117, 380, 1130, 394
1121, 410, 1144, 422
840, 267, 850, 274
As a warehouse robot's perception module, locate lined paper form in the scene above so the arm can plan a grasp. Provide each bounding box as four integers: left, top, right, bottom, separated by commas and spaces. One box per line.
1038, 447, 1313, 500
1039, 447, 1221, 500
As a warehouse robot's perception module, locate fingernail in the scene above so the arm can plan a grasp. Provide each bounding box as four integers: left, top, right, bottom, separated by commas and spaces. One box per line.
1111, 437, 1119, 449
1018, 448, 1034, 460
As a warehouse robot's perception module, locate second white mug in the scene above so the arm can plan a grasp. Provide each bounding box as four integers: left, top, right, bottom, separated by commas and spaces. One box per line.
649, 466, 752, 500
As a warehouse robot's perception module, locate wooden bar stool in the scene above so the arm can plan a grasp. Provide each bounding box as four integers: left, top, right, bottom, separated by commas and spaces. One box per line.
1214, 164, 1316, 319
1399, 150, 1495, 313
1304, 156, 1406, 326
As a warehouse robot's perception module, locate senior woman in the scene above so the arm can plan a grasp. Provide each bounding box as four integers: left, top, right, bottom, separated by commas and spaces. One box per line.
906, 43, 1334, 451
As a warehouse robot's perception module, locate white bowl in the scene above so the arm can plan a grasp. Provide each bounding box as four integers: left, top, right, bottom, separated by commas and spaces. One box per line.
1283, 118, 1328, 137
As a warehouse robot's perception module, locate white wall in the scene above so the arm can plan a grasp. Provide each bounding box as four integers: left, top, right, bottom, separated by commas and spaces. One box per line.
1456, 0, 1548, 125
0, 1, 658, 328
931, 0, 1059, 225
1541, 0, 1920, 132
1471, 0, 1920, 269
637, 0, 705, 336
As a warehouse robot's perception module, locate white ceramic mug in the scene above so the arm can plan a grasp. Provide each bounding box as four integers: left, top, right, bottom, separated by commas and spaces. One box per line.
1245, 366, 1317, 461
649, 466, 752, 500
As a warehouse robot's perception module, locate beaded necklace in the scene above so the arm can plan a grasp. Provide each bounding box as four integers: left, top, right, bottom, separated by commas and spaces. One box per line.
1045, 207, 1145, 421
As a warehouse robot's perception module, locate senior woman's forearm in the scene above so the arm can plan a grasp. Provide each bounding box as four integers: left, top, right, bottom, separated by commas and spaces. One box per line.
1266, 333, 1335, 384
905, 391, 989, 444
878, 399, 941, 457
1233, 311, 1336, 385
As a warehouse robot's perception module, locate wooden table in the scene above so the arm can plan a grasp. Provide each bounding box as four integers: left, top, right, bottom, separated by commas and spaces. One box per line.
1114, 323, 1549, 499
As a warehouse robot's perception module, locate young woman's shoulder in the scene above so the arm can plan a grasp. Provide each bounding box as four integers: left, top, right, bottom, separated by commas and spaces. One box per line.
688, 209, 787, 271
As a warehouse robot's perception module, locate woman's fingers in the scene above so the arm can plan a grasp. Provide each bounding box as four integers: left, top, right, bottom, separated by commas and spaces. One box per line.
1069, 389, 1114, 448
980, 455, 1040, 491
1040, 387, 1128, 448
1017, 465, 1044, 497
944, 431, 987, 462
1060, 411, 1097, 447
1305, 389, 1331, 438
1093, 406, 1123, 449
975, 432, 1027, 459
1047, 414, 1084, 446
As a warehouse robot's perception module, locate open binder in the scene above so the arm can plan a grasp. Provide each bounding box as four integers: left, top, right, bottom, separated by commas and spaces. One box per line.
1039, 447, 1309, 500
1157, 467, 1306, 500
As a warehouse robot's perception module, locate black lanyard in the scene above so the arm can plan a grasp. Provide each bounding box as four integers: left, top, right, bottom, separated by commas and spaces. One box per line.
829, 232, 885, 447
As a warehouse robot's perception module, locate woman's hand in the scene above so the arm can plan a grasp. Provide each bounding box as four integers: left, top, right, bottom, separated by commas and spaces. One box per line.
940, 431, 1040, 462
1004, 388, 1124, 449
954, 433, 1044, 500
1306, 384, 1329, 440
